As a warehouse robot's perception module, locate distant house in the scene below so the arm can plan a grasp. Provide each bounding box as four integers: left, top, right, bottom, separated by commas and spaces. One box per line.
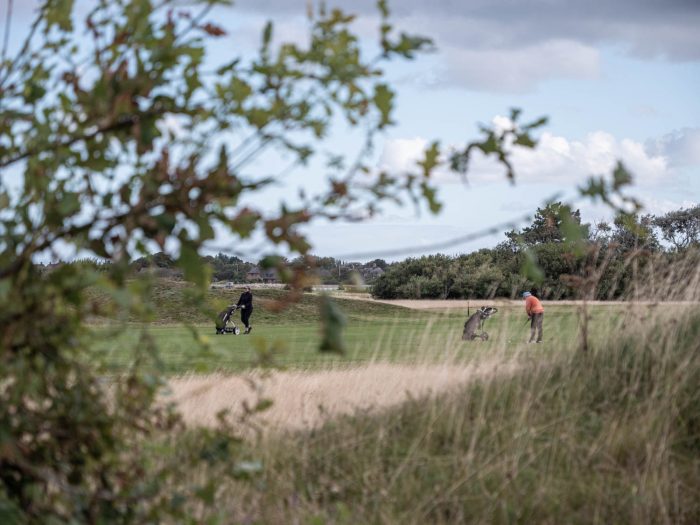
246, 267, 278, 283
359, 265, 384, 282
246, 267, 261, 281
261, 268, 278, 283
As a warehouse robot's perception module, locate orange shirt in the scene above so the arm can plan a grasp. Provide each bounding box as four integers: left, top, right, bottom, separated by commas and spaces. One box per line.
525, 295, 544, 315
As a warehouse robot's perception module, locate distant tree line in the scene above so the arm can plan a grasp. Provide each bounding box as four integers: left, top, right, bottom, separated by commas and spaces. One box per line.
39, 203, 698, 296
127, 252, 388, 283
42, 252, 388, 285
372, 203, 700, 300
129, 253, 257, 283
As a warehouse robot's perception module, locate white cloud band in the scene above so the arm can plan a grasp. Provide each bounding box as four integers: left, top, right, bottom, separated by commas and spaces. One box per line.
378, 122, 693, 189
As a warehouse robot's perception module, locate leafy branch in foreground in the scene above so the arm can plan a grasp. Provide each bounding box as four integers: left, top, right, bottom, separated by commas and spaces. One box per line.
0, 0, 544, 521
449, 108, 548, 183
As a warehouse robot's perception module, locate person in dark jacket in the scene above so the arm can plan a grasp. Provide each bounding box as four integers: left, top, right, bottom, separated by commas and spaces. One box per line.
236, 286, 254, 334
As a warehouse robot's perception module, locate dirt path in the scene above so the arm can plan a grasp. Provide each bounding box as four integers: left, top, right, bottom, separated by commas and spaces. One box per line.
372, 299, 517, 309
168, 360, 516, 432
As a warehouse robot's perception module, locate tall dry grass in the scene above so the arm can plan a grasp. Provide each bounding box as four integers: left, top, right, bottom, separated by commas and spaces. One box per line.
169, 251, 700, 524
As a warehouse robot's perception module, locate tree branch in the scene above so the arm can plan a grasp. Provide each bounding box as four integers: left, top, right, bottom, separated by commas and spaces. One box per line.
0, 0, 45, 90
0, 107, 171, 169
1, 0, 12, 66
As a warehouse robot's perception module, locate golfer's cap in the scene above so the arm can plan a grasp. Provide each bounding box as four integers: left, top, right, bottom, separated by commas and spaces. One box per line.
522, 291, 532, 298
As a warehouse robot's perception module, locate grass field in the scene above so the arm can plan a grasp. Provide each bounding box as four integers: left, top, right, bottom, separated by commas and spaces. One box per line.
150, 298, 700, 524
83, 278, 700, 523
88, 299, 634, 374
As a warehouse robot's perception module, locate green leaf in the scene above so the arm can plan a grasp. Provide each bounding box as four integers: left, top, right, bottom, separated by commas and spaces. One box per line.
419, 141, 440, 177
514, 133, 536, 148
523, 116, 549, 130
57, 193, 80, 216
612, 161, 633, 189
196, 216, 215, 241
520, 248, 545, 284
559, 207, 588, 255
420, 182, 442, 214
262, 21, 273, 52
478, 134, 499, 155
319, 294, 347, 354
230, 77, 252, 105
178, 241, 209, 288
45, 0, 74, 31
373, 83, 394, 128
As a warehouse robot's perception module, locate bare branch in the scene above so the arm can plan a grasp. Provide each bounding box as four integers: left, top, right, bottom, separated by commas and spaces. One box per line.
1, 0, 12, 66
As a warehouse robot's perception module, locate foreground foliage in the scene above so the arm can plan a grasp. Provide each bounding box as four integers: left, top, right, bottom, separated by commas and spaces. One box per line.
0, 0, 453, 521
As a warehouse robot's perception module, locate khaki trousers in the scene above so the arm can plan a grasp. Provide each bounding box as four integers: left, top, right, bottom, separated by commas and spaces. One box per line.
530, 313, 543, 343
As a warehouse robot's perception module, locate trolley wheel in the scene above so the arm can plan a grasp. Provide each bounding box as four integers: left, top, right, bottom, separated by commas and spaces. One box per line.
233, 326, 241, 335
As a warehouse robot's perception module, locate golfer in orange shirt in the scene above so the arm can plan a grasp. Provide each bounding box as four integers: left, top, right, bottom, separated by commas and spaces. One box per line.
523, 291, 544, 343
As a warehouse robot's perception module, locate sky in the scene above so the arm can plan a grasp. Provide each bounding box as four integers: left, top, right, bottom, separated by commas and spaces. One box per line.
3, 0, 700, 262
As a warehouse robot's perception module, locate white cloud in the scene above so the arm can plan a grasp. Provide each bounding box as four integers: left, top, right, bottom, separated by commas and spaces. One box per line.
640, 197, 699, 216
379, 120, 673, 188
575, 194, 699, 224
483, 129, 669, 186
378, 137, 429, 173
646, 128, 700, 167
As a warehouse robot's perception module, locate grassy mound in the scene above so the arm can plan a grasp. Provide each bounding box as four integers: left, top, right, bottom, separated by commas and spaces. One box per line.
85, 279, 412, 324
226, 308, 700, 523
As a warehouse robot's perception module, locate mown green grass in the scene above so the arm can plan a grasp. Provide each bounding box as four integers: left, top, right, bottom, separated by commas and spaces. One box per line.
89, 302, 630, 374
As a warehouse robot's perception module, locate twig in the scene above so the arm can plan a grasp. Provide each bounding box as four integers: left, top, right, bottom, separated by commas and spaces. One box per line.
0, 0, 44, 90
1, 0, 12, 66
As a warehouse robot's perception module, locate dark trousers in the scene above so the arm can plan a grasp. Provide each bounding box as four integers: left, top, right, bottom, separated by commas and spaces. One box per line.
241, 307, 253, 328
530, 313, 543, 342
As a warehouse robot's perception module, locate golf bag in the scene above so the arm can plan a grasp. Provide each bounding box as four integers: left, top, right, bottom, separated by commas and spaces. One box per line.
462, 306, 498, 341
215, 305, 241, 335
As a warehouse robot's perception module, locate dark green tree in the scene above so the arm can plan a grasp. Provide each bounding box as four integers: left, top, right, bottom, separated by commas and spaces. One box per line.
368, 258, 388, 270
610, 214, 661, 254
506, 202, 587, 246
652, 205, 700, 251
